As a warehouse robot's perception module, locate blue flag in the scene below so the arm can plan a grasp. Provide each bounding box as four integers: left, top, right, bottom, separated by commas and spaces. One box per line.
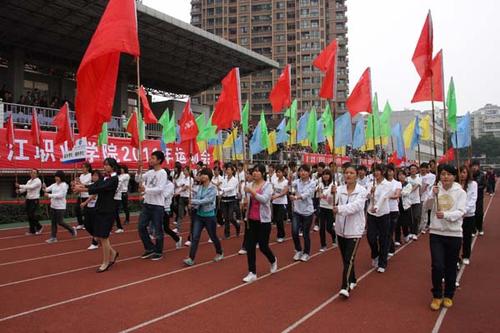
335, 112, 352, 147
317, 119, 325, 143
234, 135, 244, 155
175, 125, 181, 144
410, 115, 421, 151
160, 136, 167, 152
276, 118, 289, 144
352, 117, 365, 149
392, 123, 405, 158
250, 123, 264, 155
451, 112, 471, 148
297, 111, 309, 142
208, 130, 223, 146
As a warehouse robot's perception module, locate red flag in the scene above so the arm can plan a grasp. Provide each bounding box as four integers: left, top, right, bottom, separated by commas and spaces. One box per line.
75, 0, 140, 138
179, 99, 199, 142
52, 103, 74, 147
388, 151, 404, 167
319, 63, 336, 100
313, 39, 338, 73
139, 86, 157, 124
439, 148, 455, 164
412, 11, 433, 79
269, 64, 292, 113
346, 68, 372, 117
4, 115, 15, 147
126, 112, 140, 148
31, 108, 42, 147
411, 50, 444, 103
212, 68, 241, 130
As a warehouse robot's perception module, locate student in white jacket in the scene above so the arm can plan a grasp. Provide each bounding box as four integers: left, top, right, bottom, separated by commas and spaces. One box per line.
333, 165, 368, 298
428, 164, 467, 311
458, 165, 477, 265
318, 169, 336, 251
16, 169, 43, 235
366, 164, 393, 273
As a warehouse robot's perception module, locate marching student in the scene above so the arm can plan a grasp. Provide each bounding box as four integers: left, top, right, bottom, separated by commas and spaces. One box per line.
44, 170, 76, 243
174, 166, 193, 234
458, 165, 477, 265
16, 168, 43, 235
470, 160, 486, 235
242, 164, 277, 283
419, 163, 436, 234
119, 165, 131, 225
79, 170, 102, 250
428, 164, 466, 311
356, 165, 371, 190
220, 163, 240, 238
136, 151, 168, 261
271, 165, 288, 242
386, 165, 402, 256
113, 167, 125, 233
406, 164, 422, 240
318, 169, 336, 251
211, 164, 224, 226
74, 158, 120, 272
333, 165, 368, 298
395, 170, 413, 246
75, 162, 92, 230
290, 164, 317, 262
366, 164, 392, 273
183, 168, 224, 266
238, 171, 253, 255
163, 169, 183, 249
312, 162, 325, 232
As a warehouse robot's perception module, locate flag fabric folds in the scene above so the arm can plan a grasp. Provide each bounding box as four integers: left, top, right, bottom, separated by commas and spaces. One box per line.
352, 117, 365, 149
179, 100, 198, 142
276, 118, 289, 144
317, 119, 325, 144
307, 109, 318, 152
97, 122, 108, 146
269, 64, 291, 112
321, 103, 334, 138
139, 86, 157, 124
447, 77, 457, 131
334, 112, 352, 147
412, 49, 444, 103
212, 68, 241, 130
419, 115, 432, 141
403, 116, 421, 150
260, 112, 270, 150
30, 109, 42, 147
366, 93, 381, 140
5, 115, 15, 147
439, 148, 455, 164
297, 111, 309, 143
126, 112, 141, 148
158, 109, 176, 144
250, 123, 263, 155
412, 11, 433, 79
380, 101, 393, 138
52, 103, 74, 147
346, 68, 372, 117
315, 40, 338, 100
223, 128, 238, 149
75, 0, 140, 138
233, 135, 244, 160
268, 131, 278, 154
285, 99, 298, 144
451, 113, 471, 149
241, 100, 250, 135
392, 123, 406, 159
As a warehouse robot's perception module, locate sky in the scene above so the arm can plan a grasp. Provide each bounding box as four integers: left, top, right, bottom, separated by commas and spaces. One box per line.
142, 0, 500, 114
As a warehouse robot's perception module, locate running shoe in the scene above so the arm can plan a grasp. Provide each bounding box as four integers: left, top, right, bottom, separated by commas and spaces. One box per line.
141, 250, 155, 259
242, 272, 257, 283
115, 228, 124, 233
300, 253, 310, 262
45, 237, 57, 244
238, 249, 247, 255
430, 298, 443, 311
151, 253, 163, 261
293, 251, 303, 261
442, 298, 453, 308
87, 244, 99, 250
183, 258, 194, 266
270, 258, 278, 273
339, 289, 350, 298
176, 236, 183, 249
213, 253, 224, 262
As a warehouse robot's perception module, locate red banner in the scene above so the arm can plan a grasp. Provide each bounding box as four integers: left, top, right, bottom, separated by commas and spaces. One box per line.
302, 153, 351, 166
0, 129, 214, 171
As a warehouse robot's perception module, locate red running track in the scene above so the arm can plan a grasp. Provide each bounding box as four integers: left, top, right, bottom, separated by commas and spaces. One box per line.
0, 196, 498, 333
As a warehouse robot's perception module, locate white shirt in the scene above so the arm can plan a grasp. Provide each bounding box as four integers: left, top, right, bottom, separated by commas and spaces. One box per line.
366, 178, 392, 217
163, 181, 175, 212
407, 175, 422, 205
388, 179, 402, 212
318, 182, 334, 209
221, 176, 239, 197
119, 173, 130, 193
79, 173, 91, 198
140, 169, 167, 207
176, 176, 193, 198
87, 194, 97, 208
357, 176, 371, 190
46, 182, 68, 210
19, 177, 42, 200
420, 173, 436, 202
272, 177, 288, 205
211, 175, 223, 196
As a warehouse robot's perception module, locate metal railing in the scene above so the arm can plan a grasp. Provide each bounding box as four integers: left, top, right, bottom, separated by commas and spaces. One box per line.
0, 102, 162, 138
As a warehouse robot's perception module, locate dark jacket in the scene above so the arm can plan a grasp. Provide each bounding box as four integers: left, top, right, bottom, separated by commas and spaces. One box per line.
473, 170, 486, 211
87, 175, 119, 214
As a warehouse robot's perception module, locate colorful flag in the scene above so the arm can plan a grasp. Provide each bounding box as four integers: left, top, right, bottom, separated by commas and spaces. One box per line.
392, 123, 405, 159
335, 112, 352, 147
276, 118, 289, 144
403, 118, 416, 150
268, 131, 278, 154
260, 112, 270, 149
297, 111, 309, 143
447, 77, 457, 131
179, 99, 198, 142
223, 127, 238, 149
313, 39, 338, 73
75, 0, 140, 138
419, 114, 432, 141
380, 101, 393, 138
250, 122, 264, 155
138, 86, 157, 124
52, 103, 74, 147
158, 109, 176, 144
317, 119, 325, 144
212, 68, 241, 130
319, 62, 336, 100
241, 100, 250, 135
352, 117, 365, 149
346, 68, 372, 117
366, 93, 381, 139
195, 114, 207, 142
4, 115, 15, 147
451, 113, 471, 149
412, 11, 433, 79
30, 108, 42, 147
307, 108, 318, 152
97, 122, 108, 146
439, 148, 455, 164
233, 134, 244, 160
321, 103, 334, 138
412, 50, 444, 103
126, 112, 141, 148
285, 99, 298, 144
269, 64, 291, 112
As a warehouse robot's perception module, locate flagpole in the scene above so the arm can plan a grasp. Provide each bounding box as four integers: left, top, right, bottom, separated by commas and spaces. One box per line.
331, 100, 337, 186
441, 51, 448, 153
417, 143, 421, 164
430, 71, 440, 210
136, 57, 143, 168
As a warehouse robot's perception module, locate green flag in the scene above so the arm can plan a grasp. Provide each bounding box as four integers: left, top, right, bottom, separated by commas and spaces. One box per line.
158, 108, 176, 143
242, 100, 250, 135
321, 103, 334, 137
196, 114, 206, 142
447, 77, 457, 131
97, 122, 108, 146
366, 93, 381, 139
307, 107, 318, 152
285, 99, 298, 131
380, 101, 393, 137
260, 111, 270, 149
204, 113, 218, 141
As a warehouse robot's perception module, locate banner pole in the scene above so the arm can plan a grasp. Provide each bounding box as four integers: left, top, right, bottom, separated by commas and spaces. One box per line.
136, 57, 143, 169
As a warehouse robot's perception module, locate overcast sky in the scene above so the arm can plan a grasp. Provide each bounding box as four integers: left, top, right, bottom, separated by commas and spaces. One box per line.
143, 0, 500, 114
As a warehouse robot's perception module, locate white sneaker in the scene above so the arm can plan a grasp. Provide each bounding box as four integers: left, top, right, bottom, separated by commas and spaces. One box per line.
213, 253, 224, 262
349, 282, 357, 290
75, 225, 85, 230
388, 252, 394, 258
412, 234, 418, 240
319, 247, 327, 252
87, 244, 99, 250
238, 249, 247, 255
421, 230, 426, 234
339, 289, 350, 298
313, 225, 319, 232
300, 253, 310, 262
479, 231, 484, 236
176, 236, 183, 249
377, 267, 386, 273
36, 225, 44, 235
394, 241, 401, 247
462, 258, 470, 265
115, 228, 124, 233
45, 237, 57, 244
404, 235, 411, 242
293, 251, 303, 261
208, 238, 213, 243
172, 228, 178, 233
242, 272, 257, 283
277, 238, 284, 243
184, 240, 191, 247
270, 258, 278, 273
299, 232, 303, 237
372, 257, 379, 268
72, 227, 78, 238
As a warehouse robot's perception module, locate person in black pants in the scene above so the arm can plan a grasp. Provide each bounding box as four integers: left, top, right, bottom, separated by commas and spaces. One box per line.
471, 160, 486, 235
16, 169, 43, 235
458, 165, 478, 265
271, 165, 289, 242
81, 170, 102, 250
395, 170, 412, 245
317, 169, 335, 251
120, 165, 131, 225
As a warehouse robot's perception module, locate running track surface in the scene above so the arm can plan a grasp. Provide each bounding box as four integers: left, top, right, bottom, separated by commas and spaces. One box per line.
0, 195, 498, 333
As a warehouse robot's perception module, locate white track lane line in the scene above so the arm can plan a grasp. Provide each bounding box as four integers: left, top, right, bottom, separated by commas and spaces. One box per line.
0, 236, 294, 323
431, 194, 494, 333
119, 245, 337, 333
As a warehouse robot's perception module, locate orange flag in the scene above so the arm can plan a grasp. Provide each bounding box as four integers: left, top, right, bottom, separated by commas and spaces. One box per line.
346, 68, 372, 117
269, 64, 291, 113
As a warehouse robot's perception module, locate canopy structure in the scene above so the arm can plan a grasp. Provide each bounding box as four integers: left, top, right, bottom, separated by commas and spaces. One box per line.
0, 0, 279, 95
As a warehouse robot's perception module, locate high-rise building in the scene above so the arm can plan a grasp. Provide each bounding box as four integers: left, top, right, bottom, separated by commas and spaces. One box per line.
190, 0, 349, 120
471, 104, 500, 139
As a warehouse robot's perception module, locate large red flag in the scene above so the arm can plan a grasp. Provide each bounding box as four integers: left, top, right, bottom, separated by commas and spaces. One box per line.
178, 99, 199, 154
412, 11, 433, 79
30, 108, 42, 147
126, 112, 140, 148
212, 68, 241, 130
319, 62, 336, 100
313, 39, 338, 73
411, 50, 444, 103
52, 103, 74, 147
439, 147, 455, 164
388, 151, 405, 167
139, 86, 157, 124
75, 0, 140, 138
346, 68, 372, 117
4, 115, 15, 147
269, 64, 291, 113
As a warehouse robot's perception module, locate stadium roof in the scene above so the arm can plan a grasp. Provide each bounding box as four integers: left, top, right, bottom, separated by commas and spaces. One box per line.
0, 0, 279, 95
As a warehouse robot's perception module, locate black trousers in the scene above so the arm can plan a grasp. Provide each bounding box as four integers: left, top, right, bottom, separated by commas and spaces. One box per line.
84, 207, 98, 245
50, 208, 73, 238
396, 208, 411, 242
388, 211, 400, 254
272, 204, 286, 239
337, 236, 359, 290
410, 203, 422, 235
221, 198, 240, 238
318, 207, 335, 247
163, 211, 180, 243
462, 216, 475, 259
26, 199, 42, 233
75, 197, 85, 226
474, 202, 484, 233
430, 234, 462, 299
367, 214, 391, 269
246, 219, 276, 274
121, 193, 130, 223
113, 200, 123, 229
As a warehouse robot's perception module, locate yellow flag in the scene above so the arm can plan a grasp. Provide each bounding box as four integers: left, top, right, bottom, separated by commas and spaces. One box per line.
289, 129, 297, 145
197, 141, 207, 152
403, 119, 416, 149
419, 115, 431, 141
213, 144, 223, 161
326, 136, 334, 152
223, 128, 238, 149
299, 139, 309, 147
268, 131, 278, 154
335, 146, 346, 155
